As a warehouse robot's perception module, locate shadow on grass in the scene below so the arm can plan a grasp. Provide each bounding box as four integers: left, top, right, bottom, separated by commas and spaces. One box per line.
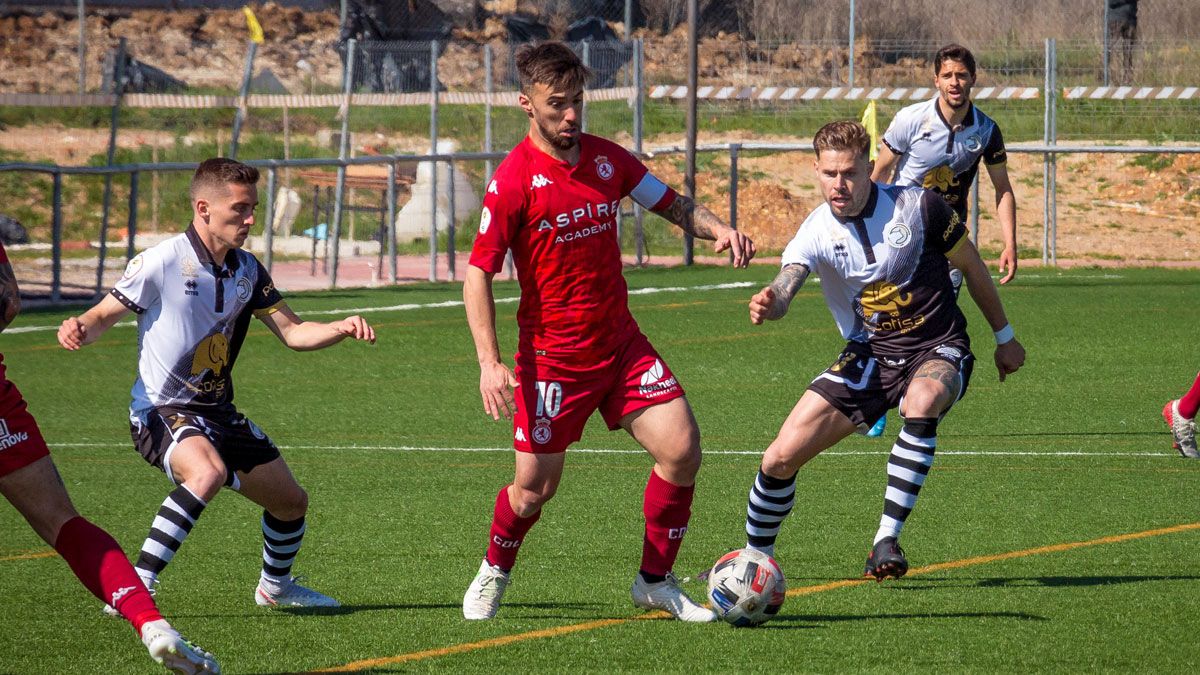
868, 574, 1200, 591
764, 610, 1048, 629
231, 600, 606, 619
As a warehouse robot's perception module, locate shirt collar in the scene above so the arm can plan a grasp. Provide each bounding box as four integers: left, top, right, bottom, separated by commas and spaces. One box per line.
933, 97, 975, 131
184, 224, 240, 274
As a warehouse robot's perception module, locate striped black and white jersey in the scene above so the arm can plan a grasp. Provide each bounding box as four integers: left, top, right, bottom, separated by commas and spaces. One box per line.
781, 184, 970, 358
111, 225, 284, 416
881, 98, 1007, 219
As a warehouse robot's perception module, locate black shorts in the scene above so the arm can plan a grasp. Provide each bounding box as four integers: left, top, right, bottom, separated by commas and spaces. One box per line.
130, 405, 280, 485
807, 339, 974, 431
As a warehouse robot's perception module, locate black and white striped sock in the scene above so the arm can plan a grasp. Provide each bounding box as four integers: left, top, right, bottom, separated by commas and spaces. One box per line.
260, 512, 306, 586
134, 483, 207, 587
745, 469, 797, 557
874, 417, 938, 544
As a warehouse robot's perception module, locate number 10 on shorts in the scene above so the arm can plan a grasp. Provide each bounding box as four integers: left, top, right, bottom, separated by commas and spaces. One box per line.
535, 381, 563, 419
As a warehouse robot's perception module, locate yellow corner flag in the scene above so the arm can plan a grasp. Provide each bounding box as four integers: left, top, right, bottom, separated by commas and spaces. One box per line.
860, 100, 879, 162
243, 6, 265, 44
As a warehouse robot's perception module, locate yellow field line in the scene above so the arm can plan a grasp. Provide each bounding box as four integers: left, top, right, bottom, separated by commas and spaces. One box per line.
319, 521, 1200, 672
0, 550, 58, 562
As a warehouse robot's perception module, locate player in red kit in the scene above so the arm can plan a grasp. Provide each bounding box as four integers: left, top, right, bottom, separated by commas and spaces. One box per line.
0, 242, 218, 674
462, 41, 755, 622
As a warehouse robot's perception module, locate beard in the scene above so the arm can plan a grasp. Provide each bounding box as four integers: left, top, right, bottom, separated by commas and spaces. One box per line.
537, 119, 578, 150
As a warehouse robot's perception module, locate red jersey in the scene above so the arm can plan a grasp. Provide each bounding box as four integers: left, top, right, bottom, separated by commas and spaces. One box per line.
470, 134, 676, 360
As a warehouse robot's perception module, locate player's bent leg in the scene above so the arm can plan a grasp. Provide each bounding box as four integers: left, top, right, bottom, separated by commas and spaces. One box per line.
747, 390, 855, 558
236, 457, 337, 608
0, 455, 81, 546
464, 451, 565, 620
620, 398, 713, 622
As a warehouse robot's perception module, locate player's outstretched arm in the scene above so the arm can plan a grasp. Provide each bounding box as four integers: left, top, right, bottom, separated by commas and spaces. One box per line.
749, 263, 810, 324
654, 193, 756, 267
57, 294, 131, 350
947, 238, 1025, 381
258, 303, 376, 351
0, 259, 20, 333
986, 162, 1019, 285
464, 264, 517, 421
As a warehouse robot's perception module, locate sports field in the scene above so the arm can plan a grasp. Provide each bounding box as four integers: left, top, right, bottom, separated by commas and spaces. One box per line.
1, 265, 1198, 673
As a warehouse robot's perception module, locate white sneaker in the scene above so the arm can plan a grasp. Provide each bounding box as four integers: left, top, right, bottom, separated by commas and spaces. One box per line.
462, 559, 510, 620
1163, 399, 1199, 458
631, 573, 717, 622
254, 575, 340, 608
103, 577, 157, 618
141, 620, 221, 674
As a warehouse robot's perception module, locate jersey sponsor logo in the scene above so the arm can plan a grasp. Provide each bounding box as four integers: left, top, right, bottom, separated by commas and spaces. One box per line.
884, 222, 912, 248
236, 277, 252, 302
261, 282, 275, 299
191, 333, 230, 377
638, 359, 679, 397
0, 418, 30, 450
944, 212, 961, 241
479, 206, 492, 234
122, 254, 144, 280
487, 179, 499, 195
532, 418, 552, 444
923, 165, 960, 192
530, 174, 553, 189
857, 281, 927, 335
594, 155, 615, 180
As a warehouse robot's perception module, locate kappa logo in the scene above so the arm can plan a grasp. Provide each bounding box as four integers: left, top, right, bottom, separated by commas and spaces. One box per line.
487, 179, 499, 195
530, 174, 553, 189
515, 427, 527, 443
110, 585, 137, 606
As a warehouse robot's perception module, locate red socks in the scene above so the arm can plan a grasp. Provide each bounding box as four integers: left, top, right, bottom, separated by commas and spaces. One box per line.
1179, 372, 1200, 419
54, 516, 162, 634
485, 485, 541, 571
640, 470, 694, 577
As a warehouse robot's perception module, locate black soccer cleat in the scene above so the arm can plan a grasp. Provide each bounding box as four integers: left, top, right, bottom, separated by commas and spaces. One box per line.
863, 536, 908, 581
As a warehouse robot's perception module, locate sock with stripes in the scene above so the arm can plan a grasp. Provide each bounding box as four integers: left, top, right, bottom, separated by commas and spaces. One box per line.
134, 483, 207, 587
54, 516, 163, 634
745, 468, 797, 557
640, 469, 694, 579
1178, 371, 1200, 419
874, 417, 938, 545
260, 512, 306, 587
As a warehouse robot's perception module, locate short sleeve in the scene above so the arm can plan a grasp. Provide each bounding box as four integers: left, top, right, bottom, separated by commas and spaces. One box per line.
250, 259, 284, 315
983, 125, 1007, 165
110, 250, 162, 314
780, 222, 819, 271
882, 111, 914, 155
468, 172, 526, 274
921, 190, 967, 256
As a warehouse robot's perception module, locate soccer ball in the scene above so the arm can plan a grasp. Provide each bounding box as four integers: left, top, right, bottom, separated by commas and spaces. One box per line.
706, 548, 786, 627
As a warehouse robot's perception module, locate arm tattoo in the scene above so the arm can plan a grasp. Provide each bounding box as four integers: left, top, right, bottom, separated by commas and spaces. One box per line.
766, 264, 810, 319
658, 193, 725, 240
0, 262, 20, 332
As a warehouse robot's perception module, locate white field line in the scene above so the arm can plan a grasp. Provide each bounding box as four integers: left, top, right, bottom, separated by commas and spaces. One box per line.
6, 273, 1130, 335
48, 442, 1175, 458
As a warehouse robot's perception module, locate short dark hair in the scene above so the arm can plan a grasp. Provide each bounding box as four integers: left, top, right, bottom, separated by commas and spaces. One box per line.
515, 41, 592, 94
190, 157, 259, 201
934, 43, 977, 78
813, 120, 870, 160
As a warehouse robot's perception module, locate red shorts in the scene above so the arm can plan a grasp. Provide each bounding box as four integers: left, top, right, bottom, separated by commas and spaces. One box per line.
511, 332, 685, 453
0, 376, 51, 477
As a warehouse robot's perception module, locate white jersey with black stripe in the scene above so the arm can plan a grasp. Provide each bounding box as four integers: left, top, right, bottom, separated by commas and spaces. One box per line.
110, 226, 284, 417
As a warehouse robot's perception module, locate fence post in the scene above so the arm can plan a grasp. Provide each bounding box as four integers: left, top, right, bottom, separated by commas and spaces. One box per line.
729, 143, 739, 265
1042, 38, 1051, 267
1049, 38, 1058, 266
125, 171, 139, 267
848, 0, 856, 87
1102, 1, 1110, 87
447, 160, 457, 282
634, 38, 645, 266
683, 0, 697, 266
581, 41, 590, 133
429, 40, 440, 283
229, 40, 258, 159
77, 0, 86, 93
97, 37, 126, 296
387, 161, 397, 283
484, 44, 493, 184
330, 38, 356, 289
264, 166, 276, 272
51, 171, 63, 303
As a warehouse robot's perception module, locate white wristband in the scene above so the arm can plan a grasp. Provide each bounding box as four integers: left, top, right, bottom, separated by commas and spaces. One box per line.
994, 324, 1015, 345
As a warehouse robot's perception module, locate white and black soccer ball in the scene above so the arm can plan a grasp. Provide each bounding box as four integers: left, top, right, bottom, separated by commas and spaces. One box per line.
706, 548, 786, 627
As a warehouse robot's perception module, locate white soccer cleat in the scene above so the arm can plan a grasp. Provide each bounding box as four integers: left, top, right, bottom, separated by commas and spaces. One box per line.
631, 573, 717, 623
255, 575, 340, 608
141, 620, 221, 674
462, 559, 510, 620
1163, 399, 1199, 458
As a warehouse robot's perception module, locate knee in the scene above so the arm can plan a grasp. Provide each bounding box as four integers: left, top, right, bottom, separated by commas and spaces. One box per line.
658, 425, 703, 481
272, 486, 309, 521
760, 452, 796, 480
902, 387, 948, 419
510, 483, 554, 517
183, 465, 227, 502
